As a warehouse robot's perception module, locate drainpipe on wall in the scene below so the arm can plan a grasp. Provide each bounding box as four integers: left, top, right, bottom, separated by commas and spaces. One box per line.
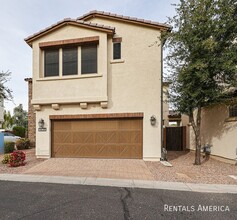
160, 41, 164, 161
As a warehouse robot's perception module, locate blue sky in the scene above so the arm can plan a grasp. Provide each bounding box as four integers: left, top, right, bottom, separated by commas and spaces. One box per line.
0, 0, 179, 113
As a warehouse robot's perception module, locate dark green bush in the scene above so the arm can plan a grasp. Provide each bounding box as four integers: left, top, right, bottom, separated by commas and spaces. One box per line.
13, 126, 26, 138
4, 142, 15, 154
15, 138, 31, 150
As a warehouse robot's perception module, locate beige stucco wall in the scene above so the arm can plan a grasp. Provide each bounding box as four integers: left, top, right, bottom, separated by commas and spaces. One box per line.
32, 25, 108, 104
189, 104, 237, 160
31, 19, 163, 160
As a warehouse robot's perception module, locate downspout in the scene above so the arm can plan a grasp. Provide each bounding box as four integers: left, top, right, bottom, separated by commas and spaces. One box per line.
160, 40, 164, 161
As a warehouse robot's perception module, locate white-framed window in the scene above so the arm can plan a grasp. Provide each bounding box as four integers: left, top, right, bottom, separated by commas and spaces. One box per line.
113, 42, 121, 60
112, 37, 122, 60
44, 49, 59, 77
81, 45, 97, 74
63, 47, 78, 76
43, 44, 98, 77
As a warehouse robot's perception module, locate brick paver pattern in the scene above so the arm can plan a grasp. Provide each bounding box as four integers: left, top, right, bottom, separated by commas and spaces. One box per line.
24, 158, 155, 180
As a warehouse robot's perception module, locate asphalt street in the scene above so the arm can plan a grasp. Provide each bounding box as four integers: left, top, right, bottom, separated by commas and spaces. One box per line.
0, 180, 236, 220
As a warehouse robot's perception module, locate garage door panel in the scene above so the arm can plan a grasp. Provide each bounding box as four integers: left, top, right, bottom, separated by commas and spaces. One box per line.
54, 132, 72, 144
53, 144, 75, 157
72, 132, 95, 143
92, 119, 118, 130
118, 131, 142, 144
94, 132, 118, 143
52, 118, 143, 159
72, 121, 95, 131
53, 121, 72, 130
118, 119, 142, 130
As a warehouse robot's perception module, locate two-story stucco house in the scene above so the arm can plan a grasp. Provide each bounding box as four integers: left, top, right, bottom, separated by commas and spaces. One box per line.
25, 10, 171, 160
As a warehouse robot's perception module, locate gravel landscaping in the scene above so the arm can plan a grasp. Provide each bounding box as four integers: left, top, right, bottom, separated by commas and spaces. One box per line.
0, 148, 45, 174
0, 148, 236, 185
146, 151, 237, 185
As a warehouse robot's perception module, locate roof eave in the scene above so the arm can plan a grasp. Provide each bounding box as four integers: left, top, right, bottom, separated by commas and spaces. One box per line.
25, 20, 115, 47
78, 12, 172, 32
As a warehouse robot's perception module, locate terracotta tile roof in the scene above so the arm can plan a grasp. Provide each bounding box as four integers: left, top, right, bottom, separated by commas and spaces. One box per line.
77, 10, 171, 31
25, 18, 115, 46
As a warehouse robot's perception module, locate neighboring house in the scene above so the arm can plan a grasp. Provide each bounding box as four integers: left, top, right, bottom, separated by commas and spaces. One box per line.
0, 98, 4, 128
189, 99, 237, 161
25, 10, 171, 160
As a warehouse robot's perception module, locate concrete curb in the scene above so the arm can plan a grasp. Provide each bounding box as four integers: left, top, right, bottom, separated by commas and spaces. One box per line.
0, 174, 236, 194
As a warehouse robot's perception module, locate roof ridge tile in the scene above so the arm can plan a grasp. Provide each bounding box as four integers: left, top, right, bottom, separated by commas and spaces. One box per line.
77, 10, 171, 29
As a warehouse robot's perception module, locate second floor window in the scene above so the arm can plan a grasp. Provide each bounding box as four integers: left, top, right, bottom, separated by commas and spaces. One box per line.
81, 45, 97, 74
113, 42, 121, 60
63, 47, 78, 76
44, 49, 59, 77
43, 44, 98, 77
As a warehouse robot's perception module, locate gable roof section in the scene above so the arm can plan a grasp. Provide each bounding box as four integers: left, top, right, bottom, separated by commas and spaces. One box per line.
78, 10, 171, 32
25, 18, 115, 47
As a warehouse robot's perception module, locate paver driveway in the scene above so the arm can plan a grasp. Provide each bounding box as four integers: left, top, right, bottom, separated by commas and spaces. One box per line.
23, 158, 155, 180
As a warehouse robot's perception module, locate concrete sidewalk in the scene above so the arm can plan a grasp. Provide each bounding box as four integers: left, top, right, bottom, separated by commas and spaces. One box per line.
0, 173, 236, 194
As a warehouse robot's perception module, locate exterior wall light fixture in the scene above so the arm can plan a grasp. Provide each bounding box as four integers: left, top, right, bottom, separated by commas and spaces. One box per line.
150, 115, 156, 126
38, 119, 45, 129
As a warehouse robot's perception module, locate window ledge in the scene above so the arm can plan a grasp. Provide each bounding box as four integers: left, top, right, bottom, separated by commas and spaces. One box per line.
36, 74, 102, 81
225, 117, 237, 122
110, 59, 125, 64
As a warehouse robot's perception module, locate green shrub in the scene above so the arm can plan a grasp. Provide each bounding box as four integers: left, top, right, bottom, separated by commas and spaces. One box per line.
12, 126, 26, 138
15, 138, 31, 150
4, 142, 15, 154
2, 154, 11, 164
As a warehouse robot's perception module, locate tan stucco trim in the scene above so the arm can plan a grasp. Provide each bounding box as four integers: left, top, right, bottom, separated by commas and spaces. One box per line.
112, 37, 122, 43
33, 105, 41, 111
49, 112, 144, 120
31, 96, 108, 105
52, 104, 60, 110
110, 59, 125, 64
36, 73, 103, 81
80, 103, 88, 109
39, 36, 99, 48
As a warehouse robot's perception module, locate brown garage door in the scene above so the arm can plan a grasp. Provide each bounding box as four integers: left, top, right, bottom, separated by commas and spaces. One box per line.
51, 118, 143, 159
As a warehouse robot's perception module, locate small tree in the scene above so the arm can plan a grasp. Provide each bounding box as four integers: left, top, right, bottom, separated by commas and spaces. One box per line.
164, 0, 237, 164
0, 70, 12, 100
2, 110, 14, 130
1, 70, 13, 129
13, 104, 28, 128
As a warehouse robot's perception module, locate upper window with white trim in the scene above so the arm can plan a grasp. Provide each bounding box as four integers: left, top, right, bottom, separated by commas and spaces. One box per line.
41, 36, 99, 78
63, 47, 78, 76
44, 49, 59, 77
112, 37, 122, 60
81, 45, 97, 74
